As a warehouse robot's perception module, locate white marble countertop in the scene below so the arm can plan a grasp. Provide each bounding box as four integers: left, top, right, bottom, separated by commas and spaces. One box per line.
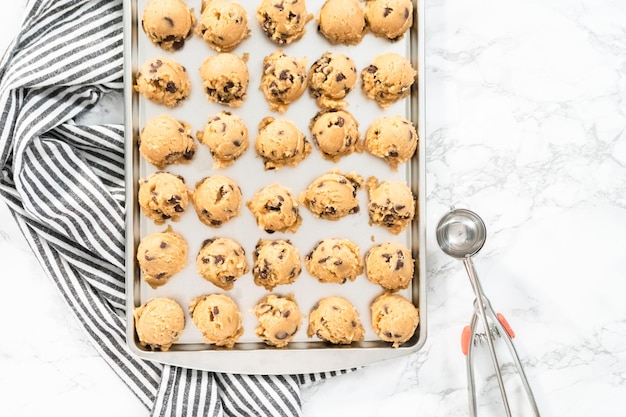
2, 1, 626, 416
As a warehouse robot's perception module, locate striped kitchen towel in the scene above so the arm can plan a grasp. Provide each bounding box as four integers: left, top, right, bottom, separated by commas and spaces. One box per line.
0, 0, 348, 416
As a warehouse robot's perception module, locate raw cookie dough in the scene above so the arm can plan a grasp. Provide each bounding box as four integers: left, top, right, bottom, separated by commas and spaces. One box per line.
365, 241, 414, 290
189, 293, 243, 348
364, 115, 418, 170
252, 239, 302, 290
135, 57, 191, 108
192, 175, 242, 227
246, 184, 302, 234
256, 0, 313, 45
308, 52, 357, 109
255, 117, 311, 170
371, 292, 419, 348
134, 298, 185, 351
196, 0, 250, 52
361, 52, 416, 108
138, 171, 190, 224
317, 0, 366, 45
307, 296, 365, 344
137, 226, 188, 289
366, 177, 415, 235
139, 114, 196, 168
309, 109, 360, 162
142, 0, 196, 51
260, 50, 307, 113
365, 0, 413, 41
196, 237, 249, 290
300, 170, 363, 221
196, 111, 249, 169
199, 52, 249, 107
254, 294, 302, 347
305, 238, 363, 284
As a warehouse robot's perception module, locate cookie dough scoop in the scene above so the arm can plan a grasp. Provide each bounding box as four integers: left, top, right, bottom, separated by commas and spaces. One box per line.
361, 52, 416, 108
366, 176, 415, 235
254, 294, 302, 348
139, 114, 196, 169
371, 292, 419, 348
137, 226, 188, 289
255, 117, 311, 170
134, 57, 191, 108
364, 115, 418, 170
134, 298, 185, 351
300, 170, 363, 221
141, 0, 196, 51
189, 293, 243, 348
196, 0, 250, 52
307, 296, 365, 344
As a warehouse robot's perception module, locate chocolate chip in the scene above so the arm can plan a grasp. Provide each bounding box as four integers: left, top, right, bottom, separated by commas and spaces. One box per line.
335, 116, 345, 127
334, 259, 343, 266
382, 253, 392, 262
274, 3, 284, 11
155, 272, 167, 279
224, 80, 235, 92
160, 241, 168, 249
202, 238, 216, 247
395, 204, 406, 211
279, 69, 289, 81
165, 81, 177, 93
384, 7, 393, 17
201, 257, 210, 264
338, 178, 347, 184
336, 72, 346, 82
167, 195, 180, 204
283, 310, 291, 318
213, 254, 225, 265
164, 16, 174, 26
288, 11, 297, 21
213, 306, 220, 316
174, 205, 184, 213
365, 65, 378, 74
384, 331, 393, 338
144, 254, 155, 261
388, 150, 399, 158
275, 331, 288, 340
318, 256, 329, 264
224, 275, 235, 282
233, 140, 241, 147
395, 260, 404, 271
183, 149, 194, 160
265, 229, 275, 234
404, 8, 410, 19
351, 320, 357, 327
289, 267, 297, 278
210, 219, 222, 226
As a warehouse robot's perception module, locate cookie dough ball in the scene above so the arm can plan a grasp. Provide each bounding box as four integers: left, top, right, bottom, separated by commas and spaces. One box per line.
253, 239, 302, 290
199, 53, 249, 107
261, 50, 307, 113
371, 292, 419, 348
317, 0, 366, 45
364, 115, 418, 170
308, 52, 357, 109
134, 298, 185, 351
305, 238, 363, 284
141, 0, 196, 51
256, 0, 313, 45
307, 296, 365, 344
246, 184, 302, 234
300, 170, 363, 220
139, 115, 196, 168
196, 0, 250, 52
137, 226, 188, 289
365, 242, 414, 290
255, 117, 311, 170
189, 293, 243, 348
138, 172, 190, 224
366, 177, 415, 235
254, 294, 302, 347
192, 175, 242, 227
196, 111, 249, 169
135, 57, 190, 108
361, 53, 416, 108
196, 237, 249, 290
365, 0, 413, 41
309, 109, 360, 162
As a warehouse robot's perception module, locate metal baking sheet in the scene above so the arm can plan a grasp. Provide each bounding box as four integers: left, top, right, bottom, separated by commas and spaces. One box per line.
124, 0, 426, 374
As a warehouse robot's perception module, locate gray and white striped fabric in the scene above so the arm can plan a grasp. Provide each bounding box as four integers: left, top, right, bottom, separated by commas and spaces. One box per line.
0, 0, 349, 415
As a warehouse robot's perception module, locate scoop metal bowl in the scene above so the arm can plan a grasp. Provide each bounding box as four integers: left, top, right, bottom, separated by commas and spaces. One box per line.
436, 208, 540, 417
436, 208, 487, 259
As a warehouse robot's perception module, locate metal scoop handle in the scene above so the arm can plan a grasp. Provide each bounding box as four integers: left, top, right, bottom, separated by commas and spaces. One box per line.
463, 258, 541, 417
